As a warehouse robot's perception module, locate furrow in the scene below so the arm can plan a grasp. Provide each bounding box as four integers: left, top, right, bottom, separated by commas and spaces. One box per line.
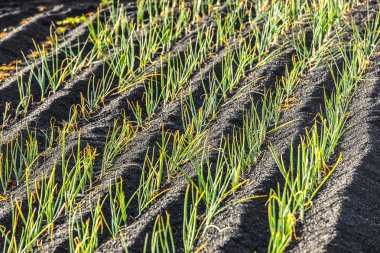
195, 3, 380, 252
0, 3, 234, 224
32, 25, 259, 252
93, 46, 295, 253
0, 8, 39, 32
0, 3, 98, 118
0, 1, 379, 253
0, 9, 51, 63
1, 62, 104, 140
0, 18, 252, 251
288, 50, 380, 253
196, 62, 336, 253
0, 3, 216, 136
0, 4, 94, 64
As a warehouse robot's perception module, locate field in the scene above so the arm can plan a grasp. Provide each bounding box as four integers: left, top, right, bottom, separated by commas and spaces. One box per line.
0, 0, 379, 252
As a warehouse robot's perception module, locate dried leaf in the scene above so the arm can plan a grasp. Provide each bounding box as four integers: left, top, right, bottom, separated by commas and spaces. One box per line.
37, 5, 46, 12
21, 17, 33, 25
0, 72, 11, 79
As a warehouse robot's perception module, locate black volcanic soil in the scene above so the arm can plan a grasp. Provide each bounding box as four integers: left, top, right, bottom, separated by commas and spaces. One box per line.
0, 1, 379, 253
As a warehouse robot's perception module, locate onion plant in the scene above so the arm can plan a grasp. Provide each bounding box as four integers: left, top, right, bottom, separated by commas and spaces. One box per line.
143, 212, 175, 253
104, 178, 133, 238
69, 197, 104, 253
137, 125, 207, 214
0, 130, 39, 193
16, 68, 33, 116
86, 65, 116, 111
102, 116, 135, 172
